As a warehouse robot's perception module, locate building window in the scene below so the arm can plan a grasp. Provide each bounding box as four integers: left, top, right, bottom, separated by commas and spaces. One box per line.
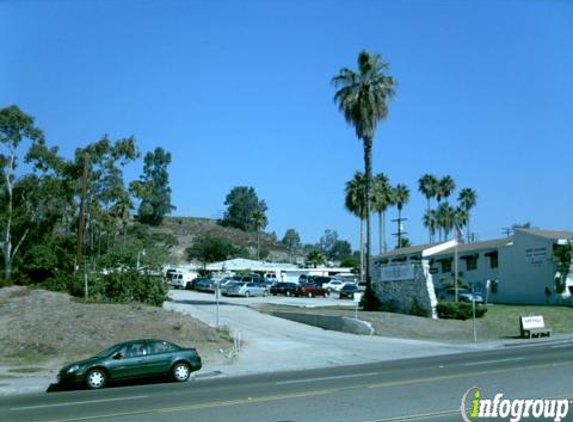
441, 259, 452, 273
466, 256, 478, 271
491, 280, 498, 294
489, 251, 498, 269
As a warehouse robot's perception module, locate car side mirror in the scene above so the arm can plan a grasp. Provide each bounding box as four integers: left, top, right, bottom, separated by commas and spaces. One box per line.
113, 352, 123, 360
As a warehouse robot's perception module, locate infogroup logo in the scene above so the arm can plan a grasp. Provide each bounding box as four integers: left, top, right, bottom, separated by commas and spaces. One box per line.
461, 387, 570, 422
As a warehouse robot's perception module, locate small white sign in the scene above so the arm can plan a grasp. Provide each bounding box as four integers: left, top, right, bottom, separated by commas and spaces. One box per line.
353, 292, 363, 303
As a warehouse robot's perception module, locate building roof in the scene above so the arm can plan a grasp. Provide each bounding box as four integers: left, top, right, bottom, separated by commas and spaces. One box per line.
516, 228, 573, 241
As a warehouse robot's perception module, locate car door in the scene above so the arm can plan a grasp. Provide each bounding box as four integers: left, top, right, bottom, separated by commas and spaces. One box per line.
106, 341, 149, 380
146, 340, 177, 376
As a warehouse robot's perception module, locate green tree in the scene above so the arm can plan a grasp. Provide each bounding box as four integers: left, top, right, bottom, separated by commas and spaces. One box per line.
186, 235, 246, 268
372, 172, 394, 254
130, 147, 175, 226
330, 240, 352, 262
423, 209, 438, 245
436, 202, 457, 240
306, 250, 326, 268
0, 105, 44, 282
345, 172, 367, 282
437, 175, 456, 204
281, 229, 301, 250
318, 229, 339, 257
221, 186, 267, 232
458, 187, 477, 242
418, 174, 439, 243
393, 184, 410, 249
332, 50, 397, 310
250, 208, 268, 260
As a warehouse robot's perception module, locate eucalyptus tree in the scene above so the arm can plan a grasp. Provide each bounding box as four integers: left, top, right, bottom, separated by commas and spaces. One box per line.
418, 174, 439, 243
345, 171, 367, 281
458, 187, 477, 242
371, 172, 394, 254
130, 147, 175, 226
437, 175, 456, 204
0, 105, 45, 281
332, 50, 397, 308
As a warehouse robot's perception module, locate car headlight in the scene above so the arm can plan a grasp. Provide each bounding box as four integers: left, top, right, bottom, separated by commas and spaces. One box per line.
67, 365, 80, 374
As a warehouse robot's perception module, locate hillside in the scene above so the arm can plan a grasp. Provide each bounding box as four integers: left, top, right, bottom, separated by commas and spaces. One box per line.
155, 217, 296, 264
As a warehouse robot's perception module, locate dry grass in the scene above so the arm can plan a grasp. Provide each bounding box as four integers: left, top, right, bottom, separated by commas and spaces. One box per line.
0, 286, 232, 369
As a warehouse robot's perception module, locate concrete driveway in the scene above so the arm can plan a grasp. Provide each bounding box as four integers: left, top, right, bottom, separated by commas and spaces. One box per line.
165, 290, 480, 377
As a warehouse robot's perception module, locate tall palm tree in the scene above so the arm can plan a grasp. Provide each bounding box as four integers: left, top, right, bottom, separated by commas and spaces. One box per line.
454, 206, 469, 242
345, 172, 367, 282
458, 187, 477, 242
418, 174, 438, 243
436, 202, 456, 240
250, 209, 268, 260
422, 209, 438, 244
393, 184, 410, 248
332, 50, 397, 308
437, 175, 456, 204
371, 172, 394, 254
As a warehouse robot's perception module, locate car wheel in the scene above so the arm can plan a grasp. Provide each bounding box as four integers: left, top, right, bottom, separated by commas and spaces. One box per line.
172, 362, 191, 382
85, 368, 107, 389
272, 293, 277, 296
245, 291, 250, 298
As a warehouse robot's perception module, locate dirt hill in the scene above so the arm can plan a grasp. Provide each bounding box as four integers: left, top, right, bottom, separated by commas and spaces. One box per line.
0, 286, 231, 377
157, 217, 296, 263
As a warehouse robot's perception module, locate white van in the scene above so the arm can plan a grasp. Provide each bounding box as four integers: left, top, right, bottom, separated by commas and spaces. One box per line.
170, 271, 198, 289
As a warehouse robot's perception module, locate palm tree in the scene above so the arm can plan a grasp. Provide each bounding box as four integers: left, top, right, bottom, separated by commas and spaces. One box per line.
393, 184, 410, 248
418, 174, 438, 243
250, 209, 268, 260
436, 202, 456, 240
455, 206, 468, 242
306, 250, 326, 268
332, 50, 397, 308
371, 173, 394, 254
345, 172, 367, 282
437, 175, 456, 204
458, 187, 477, 242
422, 209, 438, 244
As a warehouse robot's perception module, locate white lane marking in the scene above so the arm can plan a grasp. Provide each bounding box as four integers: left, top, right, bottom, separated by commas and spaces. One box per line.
463, 357, 525, 367
551, 343, 573, 349
11, 395, 149, 411
276, 372, 379, 385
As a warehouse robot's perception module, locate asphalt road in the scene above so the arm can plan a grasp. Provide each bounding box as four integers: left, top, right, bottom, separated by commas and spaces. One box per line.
2, 341, 573, 422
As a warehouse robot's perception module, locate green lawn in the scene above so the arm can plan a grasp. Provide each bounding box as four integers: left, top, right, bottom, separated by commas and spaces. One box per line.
254, 303, 573, 343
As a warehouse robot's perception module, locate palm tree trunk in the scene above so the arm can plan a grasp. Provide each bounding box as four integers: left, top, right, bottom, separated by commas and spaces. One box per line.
466, 215, 471, 243
364, 138, 372, 288
382, 209, 387, 253
378, 211, 382, 256
359, 218, 364, 283
426, 198, 431, 244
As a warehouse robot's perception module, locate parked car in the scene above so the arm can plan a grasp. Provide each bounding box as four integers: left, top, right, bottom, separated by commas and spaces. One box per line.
194, 278, 215, 293
296, 283, 328, 298
185, 277, 206, 290
57, 339, 202, 389
339, 283, 360, 299
221, 275, 264, 295
226, 282, 268, 297
322, 278, 347, 293
439, 288, 484, 303
270, 282, 299, 297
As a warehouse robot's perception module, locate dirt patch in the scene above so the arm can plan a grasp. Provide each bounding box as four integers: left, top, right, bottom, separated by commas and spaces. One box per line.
0, 286, 232, 376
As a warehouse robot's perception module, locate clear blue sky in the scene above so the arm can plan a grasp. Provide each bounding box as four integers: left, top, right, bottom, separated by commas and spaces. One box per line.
2, 0, 572, 250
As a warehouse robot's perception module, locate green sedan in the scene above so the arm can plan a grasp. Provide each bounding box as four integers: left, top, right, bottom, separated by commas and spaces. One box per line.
57, 339, 202, 389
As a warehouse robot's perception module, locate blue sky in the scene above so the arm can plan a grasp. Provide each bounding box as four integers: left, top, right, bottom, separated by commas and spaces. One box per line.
2, 0, 572, 250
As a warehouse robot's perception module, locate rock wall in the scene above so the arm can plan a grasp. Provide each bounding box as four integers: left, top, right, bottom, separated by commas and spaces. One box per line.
373, 260, 438, 319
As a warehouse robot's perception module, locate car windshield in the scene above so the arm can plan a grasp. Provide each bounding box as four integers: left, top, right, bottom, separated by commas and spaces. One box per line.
94, 343, 123, 358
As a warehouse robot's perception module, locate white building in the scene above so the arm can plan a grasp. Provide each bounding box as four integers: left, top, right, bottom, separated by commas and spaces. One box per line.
374, 228, 573, 305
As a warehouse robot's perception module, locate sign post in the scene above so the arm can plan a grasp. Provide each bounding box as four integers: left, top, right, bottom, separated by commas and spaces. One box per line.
353, 292, 363, 320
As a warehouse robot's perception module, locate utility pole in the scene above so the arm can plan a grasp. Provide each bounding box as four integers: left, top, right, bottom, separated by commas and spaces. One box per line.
392, 217, 407, 248
75, 153, 89, 276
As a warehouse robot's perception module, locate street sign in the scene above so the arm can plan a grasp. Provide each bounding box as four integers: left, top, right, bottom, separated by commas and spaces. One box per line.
353, 292, 363, 303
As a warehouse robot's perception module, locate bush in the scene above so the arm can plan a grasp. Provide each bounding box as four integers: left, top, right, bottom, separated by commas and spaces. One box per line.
437, 302, 488, 320
46, 269, 167, 307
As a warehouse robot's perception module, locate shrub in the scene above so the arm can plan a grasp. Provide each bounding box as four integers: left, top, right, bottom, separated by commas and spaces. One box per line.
436, 302, 488, 320
102, 270, 167, 307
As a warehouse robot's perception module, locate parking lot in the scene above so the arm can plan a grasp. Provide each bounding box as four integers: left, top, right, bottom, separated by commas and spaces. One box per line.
168, 287, 358, 308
